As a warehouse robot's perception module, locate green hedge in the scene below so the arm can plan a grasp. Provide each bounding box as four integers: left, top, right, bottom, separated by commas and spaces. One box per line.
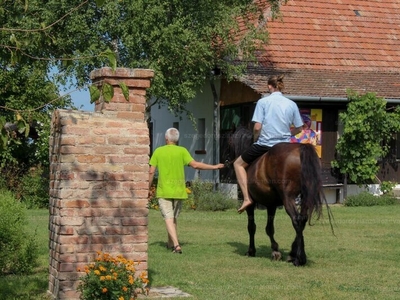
344, 191, 399, 207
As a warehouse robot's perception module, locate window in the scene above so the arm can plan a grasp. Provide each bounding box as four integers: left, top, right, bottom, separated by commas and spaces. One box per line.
195, 118, 206, 154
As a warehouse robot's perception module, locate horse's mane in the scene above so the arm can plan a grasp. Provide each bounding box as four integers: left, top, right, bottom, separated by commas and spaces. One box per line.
230, 125, 253, 158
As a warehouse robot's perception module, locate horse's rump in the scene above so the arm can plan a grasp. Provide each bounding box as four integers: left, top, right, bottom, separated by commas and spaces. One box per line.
247, 143, 303, 206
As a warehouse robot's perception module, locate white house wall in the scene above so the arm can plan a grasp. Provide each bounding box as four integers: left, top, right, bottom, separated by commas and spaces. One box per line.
150, 80, 221, 183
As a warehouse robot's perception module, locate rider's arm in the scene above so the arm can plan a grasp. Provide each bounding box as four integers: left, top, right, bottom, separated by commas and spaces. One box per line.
253, 122, 262, 142
291, 125, 303, 136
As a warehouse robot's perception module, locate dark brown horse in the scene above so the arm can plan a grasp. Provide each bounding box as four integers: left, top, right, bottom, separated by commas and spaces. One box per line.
230, 126, 330, 266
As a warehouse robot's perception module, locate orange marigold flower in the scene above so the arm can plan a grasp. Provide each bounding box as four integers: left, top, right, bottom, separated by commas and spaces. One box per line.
102, 287, 108, 293
99, 265, 107, 272
106, 275, 112, 280
100, 276, 106, 281
128, 275, 134, 285
118, 297, 124, 300
122, 286, 128, 292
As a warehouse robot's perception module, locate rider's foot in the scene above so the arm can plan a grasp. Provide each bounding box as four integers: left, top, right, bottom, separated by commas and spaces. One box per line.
238, 198, 253, 214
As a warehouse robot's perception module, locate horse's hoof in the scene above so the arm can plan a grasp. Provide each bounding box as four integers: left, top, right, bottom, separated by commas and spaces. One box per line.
287, 256, 300, 266
245, 251, 256, 257
286, 255, 306, 266
271, 251, 282, 261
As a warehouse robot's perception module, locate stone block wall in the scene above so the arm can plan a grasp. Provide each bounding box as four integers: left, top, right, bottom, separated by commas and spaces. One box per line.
48, 68, 154, 299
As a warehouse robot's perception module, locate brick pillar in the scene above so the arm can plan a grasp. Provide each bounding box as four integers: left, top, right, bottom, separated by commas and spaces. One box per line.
48, 68, 154, 299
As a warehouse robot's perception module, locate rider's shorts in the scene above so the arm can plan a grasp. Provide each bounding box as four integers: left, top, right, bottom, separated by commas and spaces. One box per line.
241, 144, 271, 165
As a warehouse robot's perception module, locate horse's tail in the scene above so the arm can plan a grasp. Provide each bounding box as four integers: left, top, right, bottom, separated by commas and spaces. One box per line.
300, 144, 323, 224
300, 144, 335, 233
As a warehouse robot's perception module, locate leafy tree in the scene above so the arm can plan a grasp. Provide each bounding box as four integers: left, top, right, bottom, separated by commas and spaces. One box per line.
1, 0, 284, 192
2, 0, 283, 113
332, 90, 400, 185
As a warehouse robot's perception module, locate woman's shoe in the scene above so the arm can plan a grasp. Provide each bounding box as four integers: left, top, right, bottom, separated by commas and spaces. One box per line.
172, 245, 182, 254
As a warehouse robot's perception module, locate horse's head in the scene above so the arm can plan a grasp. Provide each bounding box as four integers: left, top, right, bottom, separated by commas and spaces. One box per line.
229, 126, 253, 159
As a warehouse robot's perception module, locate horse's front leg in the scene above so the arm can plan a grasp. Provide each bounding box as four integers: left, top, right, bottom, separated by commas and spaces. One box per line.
266, 206, 281, 261
286, 206, 308, 266
245, 204, 256, 257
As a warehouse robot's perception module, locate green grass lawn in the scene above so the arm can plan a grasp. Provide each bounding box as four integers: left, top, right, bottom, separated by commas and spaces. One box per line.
1, 205, 400, 299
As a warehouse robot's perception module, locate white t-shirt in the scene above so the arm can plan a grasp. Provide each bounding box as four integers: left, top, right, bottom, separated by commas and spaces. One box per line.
252, 92, 303, 147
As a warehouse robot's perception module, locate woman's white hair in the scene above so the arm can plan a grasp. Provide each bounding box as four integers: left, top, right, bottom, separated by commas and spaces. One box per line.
165, 128, 179, 143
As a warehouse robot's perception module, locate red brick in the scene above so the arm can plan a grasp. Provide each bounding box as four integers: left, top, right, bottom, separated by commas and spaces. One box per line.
59, 263, 75, 272
116, 111, 145, 120
92, 127, 121, 135
123, 164, 148, 172
76, 155, 106, 163
121, 217, 148, 226
76, 136, 106, 145
107, 136, 134, 145
58, 235, 89, 245
90, 236, 121, 244
123, 147, 149, 155
90, 199, 121, 208
121, 234, 148, 243
59, 226, 75, 235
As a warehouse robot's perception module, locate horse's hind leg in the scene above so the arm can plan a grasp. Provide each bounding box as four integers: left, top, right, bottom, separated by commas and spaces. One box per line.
266, 206, 281, 261
285, 205, 308, 266
245, 204, 256, 257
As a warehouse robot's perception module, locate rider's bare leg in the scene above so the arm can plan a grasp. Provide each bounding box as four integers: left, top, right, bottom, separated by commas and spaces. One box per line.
234, 156, 253, 213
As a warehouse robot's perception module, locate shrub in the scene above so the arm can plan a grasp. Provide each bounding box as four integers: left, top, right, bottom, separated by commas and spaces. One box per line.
0, 189, 38, 274
380, 181, 396, 195
194, 190, 238, 211
190, 180, 237, 211
147, 178, 158, 210
344, 191, 398, 207
17, 166, 49, 208
77, 251, 148, 300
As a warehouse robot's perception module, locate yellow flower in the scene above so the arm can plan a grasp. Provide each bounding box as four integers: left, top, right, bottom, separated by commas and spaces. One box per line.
106, 275, 112, 280
122, 286, 128, 292
100, 276, 106, 281
118, 297, 124, 300
186, 187, 192, 194
94, 269, 101, 275
99, 265, 107, 272
128, 275, 134, 285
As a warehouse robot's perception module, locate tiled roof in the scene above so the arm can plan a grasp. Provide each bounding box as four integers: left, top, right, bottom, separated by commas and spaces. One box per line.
239, 0, 400, 100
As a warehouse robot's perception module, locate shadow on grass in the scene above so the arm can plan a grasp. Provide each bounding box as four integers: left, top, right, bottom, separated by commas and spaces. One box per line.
0, 271, 49, 300
226, 241, 318, 266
